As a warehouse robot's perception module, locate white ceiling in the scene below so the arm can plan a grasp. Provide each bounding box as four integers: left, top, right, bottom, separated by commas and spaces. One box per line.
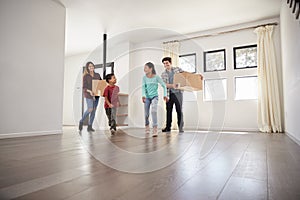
59, 0, 282, 56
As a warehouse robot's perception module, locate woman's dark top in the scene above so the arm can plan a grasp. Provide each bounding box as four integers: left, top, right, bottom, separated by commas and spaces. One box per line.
83, 73, 102, 99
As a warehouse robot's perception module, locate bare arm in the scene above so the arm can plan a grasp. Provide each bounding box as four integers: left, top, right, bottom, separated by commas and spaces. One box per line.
166, 83, 176, 89
105, 96, 113, 108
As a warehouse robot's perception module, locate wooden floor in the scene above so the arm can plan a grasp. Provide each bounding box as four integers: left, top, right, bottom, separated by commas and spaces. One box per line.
1, 127, 300, 200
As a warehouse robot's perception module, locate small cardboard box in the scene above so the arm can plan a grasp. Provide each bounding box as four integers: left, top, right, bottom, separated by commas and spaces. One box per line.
92, 80, 107, 96
174, 72, 203, 91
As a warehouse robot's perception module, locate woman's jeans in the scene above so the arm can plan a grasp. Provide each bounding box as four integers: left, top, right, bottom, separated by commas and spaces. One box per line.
80, 97, 99, 126
144, 96, 158, 128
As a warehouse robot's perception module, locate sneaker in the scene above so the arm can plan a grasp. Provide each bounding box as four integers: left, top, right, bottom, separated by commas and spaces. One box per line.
79, 121, 83, 131
179, 128, 184, 133
87, 125, 95, 132
110, 129, 115, 135
162, 127, 171, 132
152, 127, 158, 137
145, 126, 150, 133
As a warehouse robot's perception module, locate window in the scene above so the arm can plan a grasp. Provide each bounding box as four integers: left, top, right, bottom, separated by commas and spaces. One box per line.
204, 49, 226, 72
235, 76, 258, 100
95, 62, 114, 78
233, 45, 257, 69
179, 53, 196, 73
204, 78, 227, 101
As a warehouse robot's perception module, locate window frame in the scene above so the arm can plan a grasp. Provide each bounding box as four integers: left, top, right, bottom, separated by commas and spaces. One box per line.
94, 62, 114, 78
179, 53, 197, 73
204, 49, 226, 72
233, 44, 257, 70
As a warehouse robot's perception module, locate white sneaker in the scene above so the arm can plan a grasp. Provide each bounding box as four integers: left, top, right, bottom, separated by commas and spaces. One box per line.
152, 128, 158, 137
145, 126, 150, 133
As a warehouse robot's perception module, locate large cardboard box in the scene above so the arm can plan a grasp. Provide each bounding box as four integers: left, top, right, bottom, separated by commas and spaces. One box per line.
174, 72, 203, 91
92, 80, 107, 96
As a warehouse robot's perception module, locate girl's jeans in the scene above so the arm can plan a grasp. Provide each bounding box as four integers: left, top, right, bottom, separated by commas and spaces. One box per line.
144, 96, 158, 128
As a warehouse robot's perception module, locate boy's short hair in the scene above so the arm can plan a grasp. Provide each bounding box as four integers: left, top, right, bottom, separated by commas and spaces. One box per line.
105, 73, 114, 83
162, 57, 172, 63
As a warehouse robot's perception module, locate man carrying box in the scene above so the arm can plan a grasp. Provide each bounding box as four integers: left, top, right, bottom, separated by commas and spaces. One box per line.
161, 57, 185, 133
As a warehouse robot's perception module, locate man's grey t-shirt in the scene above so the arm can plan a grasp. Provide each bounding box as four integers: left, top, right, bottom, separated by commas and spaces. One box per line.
167, 69, 180, 94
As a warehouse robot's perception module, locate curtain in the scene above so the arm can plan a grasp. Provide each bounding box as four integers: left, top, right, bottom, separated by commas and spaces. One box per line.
163, 41, 180, 67
254, 25, 282, 133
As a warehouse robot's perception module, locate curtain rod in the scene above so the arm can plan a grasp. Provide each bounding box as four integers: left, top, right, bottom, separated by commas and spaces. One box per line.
163, 22, 278, 44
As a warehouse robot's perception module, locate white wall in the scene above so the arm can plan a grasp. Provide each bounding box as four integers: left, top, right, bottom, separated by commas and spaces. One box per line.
129, 18, 282, 131
0, 0, 65, 138
63, 18, 284, 132
64, 53, 89, 125
280, 2, 300, 143
63, 42, 130, 129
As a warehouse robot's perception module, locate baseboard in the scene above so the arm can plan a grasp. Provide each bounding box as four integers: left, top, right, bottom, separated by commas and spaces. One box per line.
0, 130, 63, 139
126, 125, 258, 132
184, 126, 259, 132
286, 132, 300, 146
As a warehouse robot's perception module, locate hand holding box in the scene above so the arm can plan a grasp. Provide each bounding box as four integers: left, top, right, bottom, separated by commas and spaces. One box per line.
92, 80, 107, 96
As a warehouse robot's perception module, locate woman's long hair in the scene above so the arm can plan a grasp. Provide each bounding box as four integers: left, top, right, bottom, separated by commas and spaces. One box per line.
83, 61, 95, 76
145, 62, 156, 75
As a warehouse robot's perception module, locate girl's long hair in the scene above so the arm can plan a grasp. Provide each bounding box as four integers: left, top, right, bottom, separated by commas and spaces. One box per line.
83, 61, 95, 76
145, 62, 156, 75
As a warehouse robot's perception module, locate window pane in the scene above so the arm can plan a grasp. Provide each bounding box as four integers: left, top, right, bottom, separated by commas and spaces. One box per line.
235, 76, 258, 100
94, 68, 103, 77
94, 62, 114, 78
234, 45, 257, 69
204, 49, 226, 72
106, 67, 112, 74
204, 79, 227, 101
179, 54, 196, 73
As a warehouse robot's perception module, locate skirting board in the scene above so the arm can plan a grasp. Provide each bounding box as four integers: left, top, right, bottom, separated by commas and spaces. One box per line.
127, 125, 259, 132
286, 132, 300, 146
186, 126, 259, 132
0, 130, 62, 139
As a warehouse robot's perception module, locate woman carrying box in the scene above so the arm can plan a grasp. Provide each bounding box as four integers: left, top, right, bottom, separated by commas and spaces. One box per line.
79, 61, 102, 132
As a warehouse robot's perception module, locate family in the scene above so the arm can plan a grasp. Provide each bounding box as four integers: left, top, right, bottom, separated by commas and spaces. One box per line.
79, 57, 189, 137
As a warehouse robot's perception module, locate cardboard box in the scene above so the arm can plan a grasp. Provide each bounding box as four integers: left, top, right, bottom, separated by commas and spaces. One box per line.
92, 80, 107, 96
174, 72, 203, 91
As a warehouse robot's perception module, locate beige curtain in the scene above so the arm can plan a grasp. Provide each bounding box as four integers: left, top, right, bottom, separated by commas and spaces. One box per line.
254, 25, 282, 133
163, 41, 180, 130
163, 41, 180, 67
